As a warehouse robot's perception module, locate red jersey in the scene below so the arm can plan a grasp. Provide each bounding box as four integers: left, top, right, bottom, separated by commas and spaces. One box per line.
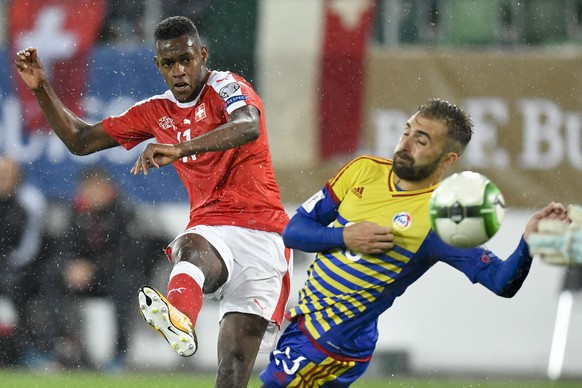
102, 70, 289, 233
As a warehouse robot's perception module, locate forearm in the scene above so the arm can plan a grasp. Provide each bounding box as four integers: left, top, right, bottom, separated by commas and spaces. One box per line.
282, 214, 345, 252
475, 237, 533, 297
178, 108, 259, 157
33, 83, 96, 154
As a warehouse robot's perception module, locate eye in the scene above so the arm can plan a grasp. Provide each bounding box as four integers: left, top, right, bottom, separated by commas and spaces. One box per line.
416, 135, 429, 146
179, 55, 194, 65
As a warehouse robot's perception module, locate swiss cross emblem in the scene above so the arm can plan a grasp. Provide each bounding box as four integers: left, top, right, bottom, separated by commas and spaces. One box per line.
195, 103, 207, 122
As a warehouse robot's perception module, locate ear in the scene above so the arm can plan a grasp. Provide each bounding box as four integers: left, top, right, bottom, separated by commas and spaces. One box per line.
440, 152, 458, 170
200, 46, 209, 66
153, 56, 161, 71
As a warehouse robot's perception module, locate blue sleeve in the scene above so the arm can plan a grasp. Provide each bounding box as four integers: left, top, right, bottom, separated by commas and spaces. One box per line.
473, 237, 533, 297
419, 232, 533, 297
282, 187, 345, 252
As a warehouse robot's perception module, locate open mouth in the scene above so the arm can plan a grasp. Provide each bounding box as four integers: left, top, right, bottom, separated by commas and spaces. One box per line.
174, 82, 190, 92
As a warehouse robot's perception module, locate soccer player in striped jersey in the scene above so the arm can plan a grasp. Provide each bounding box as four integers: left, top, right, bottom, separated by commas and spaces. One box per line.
260, 99, 567, 387
16, 16, 290, 387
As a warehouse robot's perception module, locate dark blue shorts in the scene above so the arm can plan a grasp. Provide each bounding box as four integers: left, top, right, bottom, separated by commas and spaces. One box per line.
259, 320, 370, 387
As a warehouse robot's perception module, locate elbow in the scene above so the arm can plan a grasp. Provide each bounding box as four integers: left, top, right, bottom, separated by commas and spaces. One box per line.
244, 121, 260, 142
498, 289, 518, 298
240, 111, 260, 142
496, 282, 522, 298
282, 226, 293, 248
69, 147, 89, 156
68, 144, 93, 156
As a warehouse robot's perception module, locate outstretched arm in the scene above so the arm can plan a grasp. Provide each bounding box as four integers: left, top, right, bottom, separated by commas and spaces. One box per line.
131, 104, 260, 175
476, 202, 568, 297
15, 47, 118, 155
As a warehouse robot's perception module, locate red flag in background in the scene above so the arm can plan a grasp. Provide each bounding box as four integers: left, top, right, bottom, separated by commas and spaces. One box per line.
318, 0, 376, 160
9, 0, 106, 133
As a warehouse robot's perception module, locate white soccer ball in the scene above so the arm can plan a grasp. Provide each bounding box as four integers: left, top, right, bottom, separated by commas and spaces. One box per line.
429, 171, 505, 248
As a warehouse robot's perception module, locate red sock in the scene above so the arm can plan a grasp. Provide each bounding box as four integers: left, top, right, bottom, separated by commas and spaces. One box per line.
167, 262, 205, 327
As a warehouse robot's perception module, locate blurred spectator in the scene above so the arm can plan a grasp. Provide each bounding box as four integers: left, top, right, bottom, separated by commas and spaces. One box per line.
160, 0, 211, 35
43, 166, 158, 370
0, 155, 47, 366
99, 0, 146, 43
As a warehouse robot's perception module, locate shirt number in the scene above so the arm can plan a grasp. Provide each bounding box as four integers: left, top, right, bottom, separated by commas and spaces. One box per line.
177, 129, 197, 163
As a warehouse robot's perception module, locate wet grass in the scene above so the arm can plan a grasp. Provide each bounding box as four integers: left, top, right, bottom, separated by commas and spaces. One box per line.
0, 369, 580, 388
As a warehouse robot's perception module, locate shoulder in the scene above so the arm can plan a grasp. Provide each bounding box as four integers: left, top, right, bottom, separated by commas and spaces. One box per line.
351, 155, 392, 167
207, 70, 253, 97
111, 91, 174, 118
135, 91, 175, 107
337, 155, 392, 176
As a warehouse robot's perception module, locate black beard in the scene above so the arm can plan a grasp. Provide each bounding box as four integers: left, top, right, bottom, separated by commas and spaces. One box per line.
392, 151, 442, 182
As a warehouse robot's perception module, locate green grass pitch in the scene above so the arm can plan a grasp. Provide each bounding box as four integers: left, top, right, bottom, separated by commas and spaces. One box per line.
1, 370, 581, 388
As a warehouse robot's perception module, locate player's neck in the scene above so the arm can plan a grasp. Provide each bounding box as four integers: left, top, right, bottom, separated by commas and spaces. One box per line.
393, 174, 439, 191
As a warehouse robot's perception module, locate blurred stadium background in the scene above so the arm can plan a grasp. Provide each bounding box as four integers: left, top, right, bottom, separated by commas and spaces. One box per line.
0, 0, 582, 385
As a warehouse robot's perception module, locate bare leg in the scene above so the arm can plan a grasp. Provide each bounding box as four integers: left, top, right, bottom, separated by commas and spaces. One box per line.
171, 233, 227, 293
216, 312, 269, 388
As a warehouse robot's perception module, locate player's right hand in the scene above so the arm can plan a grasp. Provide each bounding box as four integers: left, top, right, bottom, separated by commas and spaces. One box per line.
131, 142, 181, 176
343, 221, 394, 255
14, 47, 48, 91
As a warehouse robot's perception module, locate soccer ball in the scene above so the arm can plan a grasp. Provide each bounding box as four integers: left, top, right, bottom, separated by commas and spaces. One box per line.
429, 171, 505, 248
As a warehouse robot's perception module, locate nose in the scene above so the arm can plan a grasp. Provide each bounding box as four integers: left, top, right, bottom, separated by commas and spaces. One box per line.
171, 62, 185, 77
397, 135, 412, 153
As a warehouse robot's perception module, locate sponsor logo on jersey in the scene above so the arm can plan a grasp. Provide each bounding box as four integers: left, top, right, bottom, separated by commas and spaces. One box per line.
392, 212, 412, 231
158, 116, 176, 130
183, 118, 191, 124
195, 103, 207, 122
225, 95, 248, 107
219, 82, 240, 98
351, 186, 364, 198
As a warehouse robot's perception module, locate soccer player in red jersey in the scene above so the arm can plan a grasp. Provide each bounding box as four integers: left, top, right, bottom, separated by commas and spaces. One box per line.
16, 16, 291, 387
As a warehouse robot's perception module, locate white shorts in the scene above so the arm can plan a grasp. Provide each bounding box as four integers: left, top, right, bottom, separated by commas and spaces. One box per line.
167, 225, 293, 352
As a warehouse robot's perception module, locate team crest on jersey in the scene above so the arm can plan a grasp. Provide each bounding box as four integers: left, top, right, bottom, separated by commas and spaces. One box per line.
392, 212, 412, 231
219, 82, 240, 98
158, 116, 176, 130
195, 103, 207, 122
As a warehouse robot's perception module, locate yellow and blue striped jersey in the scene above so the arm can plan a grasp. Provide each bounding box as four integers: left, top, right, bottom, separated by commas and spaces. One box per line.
285, 156, 530, 360
288, 156, 436, 336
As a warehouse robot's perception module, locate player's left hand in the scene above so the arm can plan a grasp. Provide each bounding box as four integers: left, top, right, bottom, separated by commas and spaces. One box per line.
527, 204, 582, 265
523, 201, 568, 241
131, 143, 181, 175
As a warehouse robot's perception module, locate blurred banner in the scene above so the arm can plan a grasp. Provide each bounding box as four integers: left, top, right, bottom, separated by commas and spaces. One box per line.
363, 49, 582, 209
8, 0, 106, 133
0, 46, 185, 204
259, 1, 582, 208
1, 5, 581, 208
317, 0, 376, 160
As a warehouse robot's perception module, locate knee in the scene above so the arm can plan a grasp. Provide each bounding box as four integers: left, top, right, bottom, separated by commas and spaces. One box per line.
171, 234, 211, 266
170, 234, 227, 292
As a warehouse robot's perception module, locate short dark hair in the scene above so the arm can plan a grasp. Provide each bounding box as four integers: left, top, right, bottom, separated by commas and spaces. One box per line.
154, 16, 200, 43
416, 98, 473, 156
